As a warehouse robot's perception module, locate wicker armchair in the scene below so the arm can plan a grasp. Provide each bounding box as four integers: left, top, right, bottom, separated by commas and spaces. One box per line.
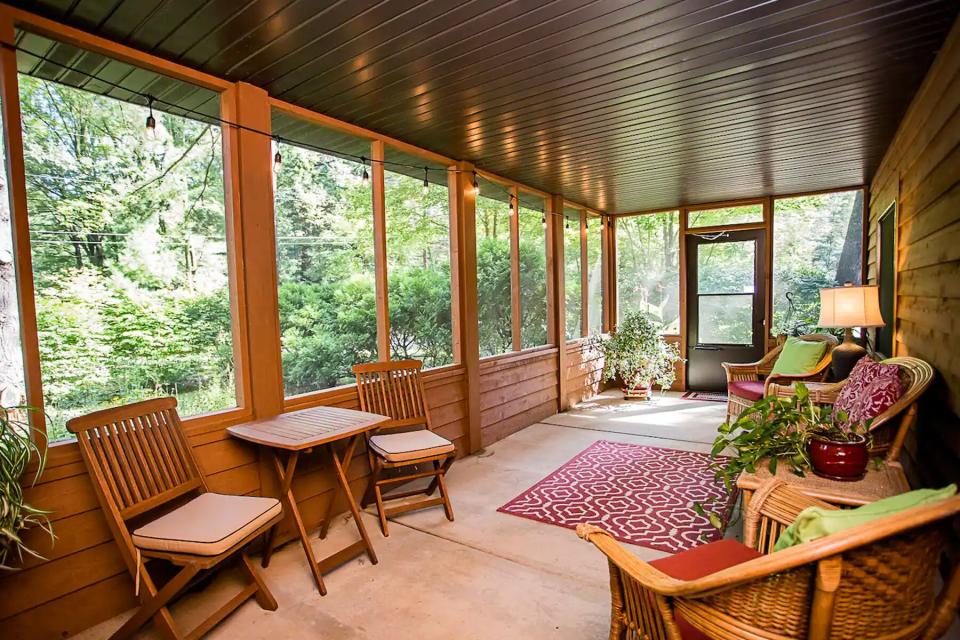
722, 333, 838, 423
768, 356, 934, 461
578, 478, 960, 640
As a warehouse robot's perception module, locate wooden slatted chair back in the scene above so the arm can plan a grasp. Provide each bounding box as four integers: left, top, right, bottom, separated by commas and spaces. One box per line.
66, 397, 206, 521
352, 360, 431, 432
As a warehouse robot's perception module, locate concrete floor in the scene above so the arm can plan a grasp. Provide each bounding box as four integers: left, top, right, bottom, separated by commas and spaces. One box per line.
75, 390, 960, 639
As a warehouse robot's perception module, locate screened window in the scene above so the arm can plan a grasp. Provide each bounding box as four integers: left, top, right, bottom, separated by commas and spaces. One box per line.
616, 212, 680, 333
688, 203, 763, 228
586, 216, 603, 335
21, 74, 235, 441
518, 193, 548, 348
476, 178, 512, 357
564, 208, 582, 340
772, 190, 864, 336
0, 93, 24, 415
273, 139, 376, 395
385, 161, 453, 368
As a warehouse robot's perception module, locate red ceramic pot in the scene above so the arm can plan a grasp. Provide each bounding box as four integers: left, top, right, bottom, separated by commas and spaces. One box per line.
808, 434, 868, 481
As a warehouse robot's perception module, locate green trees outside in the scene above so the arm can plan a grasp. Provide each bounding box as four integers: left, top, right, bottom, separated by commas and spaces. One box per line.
20, 76, 235, 440
616, 212, 680, 333
564, 210, 582, 340
772, 191, 863, 335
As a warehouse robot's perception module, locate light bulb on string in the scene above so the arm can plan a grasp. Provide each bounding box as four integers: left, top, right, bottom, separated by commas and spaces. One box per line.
509, 195, 515, 215
144, 95, 156, 139
361, 156, 370, 187
541, 215, 546, 230
472, 171, 480, 195
273, 137, 282, 169
422, 167, 430, 195
565, 216, 570, 231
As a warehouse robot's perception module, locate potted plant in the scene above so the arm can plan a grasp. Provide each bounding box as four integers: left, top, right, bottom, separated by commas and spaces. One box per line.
708, 383, 870, 491
1, 409, 53, 570
589, 311, 682, 400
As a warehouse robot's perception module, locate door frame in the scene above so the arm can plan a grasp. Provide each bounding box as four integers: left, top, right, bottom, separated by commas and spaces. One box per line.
684, 227, 768, 390
678, 198, 772, 390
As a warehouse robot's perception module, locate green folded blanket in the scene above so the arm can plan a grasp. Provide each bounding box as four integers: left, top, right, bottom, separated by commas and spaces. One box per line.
774, 484, 957, 551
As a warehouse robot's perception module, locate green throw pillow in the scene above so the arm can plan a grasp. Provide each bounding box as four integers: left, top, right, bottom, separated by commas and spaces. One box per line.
769, 337, 828, 376
773, 484, 957, 551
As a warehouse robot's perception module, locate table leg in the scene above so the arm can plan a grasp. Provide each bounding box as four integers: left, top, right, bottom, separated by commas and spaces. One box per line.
326, 434, 379, 566
269, 450, 327, 595
318, 434, 359, 540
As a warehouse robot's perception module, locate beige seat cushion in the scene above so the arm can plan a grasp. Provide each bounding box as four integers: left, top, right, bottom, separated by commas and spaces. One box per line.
132, 493, 281, 556
369, 429, 455, 463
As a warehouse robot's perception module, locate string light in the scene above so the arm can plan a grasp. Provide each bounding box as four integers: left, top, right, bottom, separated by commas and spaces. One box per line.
565, 216, 570, 231
144, 95, 156, 137
7, 42, 612, 224
273, 137, 282, 168
422, 167, 430, 195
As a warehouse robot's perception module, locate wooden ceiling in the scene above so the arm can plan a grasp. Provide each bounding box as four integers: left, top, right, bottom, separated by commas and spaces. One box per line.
8, 0, 958, 213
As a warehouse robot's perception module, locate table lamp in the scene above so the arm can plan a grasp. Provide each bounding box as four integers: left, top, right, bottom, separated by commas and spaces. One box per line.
818, 282, 885, 380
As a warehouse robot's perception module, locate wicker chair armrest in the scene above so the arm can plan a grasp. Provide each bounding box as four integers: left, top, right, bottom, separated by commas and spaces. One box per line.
766, 380, 845, 404
742, 479, 836, 552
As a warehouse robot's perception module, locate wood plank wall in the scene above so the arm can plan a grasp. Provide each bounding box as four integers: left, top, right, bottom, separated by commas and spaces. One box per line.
565, 340, 605, 406
0, 369, 467, 639
479, 347, 560, 447
866, 15, 960, 492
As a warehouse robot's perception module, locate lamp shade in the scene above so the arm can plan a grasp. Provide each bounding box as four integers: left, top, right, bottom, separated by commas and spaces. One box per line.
818, 284, 885, 328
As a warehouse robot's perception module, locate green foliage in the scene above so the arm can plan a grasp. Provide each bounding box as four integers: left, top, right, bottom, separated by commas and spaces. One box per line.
590, 311, 681, 390
616, 212, 680, 332
708, 383, 870, 491
0, 409, 53, 570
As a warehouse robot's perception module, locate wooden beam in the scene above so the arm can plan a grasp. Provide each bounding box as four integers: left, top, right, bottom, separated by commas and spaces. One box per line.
0, 12, 45, 447
549, 195, 568, 411
509, 185, 521, 352
371, 140, 390, 360
4, 5, 229, 92
450, 161, 481, 451
763, 196, 774, 350
222, 82, 283, 419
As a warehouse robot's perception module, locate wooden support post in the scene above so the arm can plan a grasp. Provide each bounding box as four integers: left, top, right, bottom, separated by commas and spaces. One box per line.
678, 207, 689, 390
549, 195, 568, 411
371, 140, 390, 360
0, 12, 46, 446
509, 185, 521, 352
580, 210, 589, 338
221, 82, 282, 419
450, 162, 481, 451
606, 216, 617, 331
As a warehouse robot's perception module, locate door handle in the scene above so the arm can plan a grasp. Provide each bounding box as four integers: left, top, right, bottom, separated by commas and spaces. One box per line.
694, 345, 721, 351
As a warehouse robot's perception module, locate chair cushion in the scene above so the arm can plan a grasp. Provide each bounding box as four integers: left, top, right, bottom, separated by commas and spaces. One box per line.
832, 357, 903, 428
369, 429, 455, 463
132, 493, 281, 556
774, 484, 957, 551
650, 539, 763, 640
770, 336, 828, 375
728, 379, 765, 401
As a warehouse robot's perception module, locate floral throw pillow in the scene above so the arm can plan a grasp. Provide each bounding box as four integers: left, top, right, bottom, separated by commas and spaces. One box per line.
832, 357, 904, 428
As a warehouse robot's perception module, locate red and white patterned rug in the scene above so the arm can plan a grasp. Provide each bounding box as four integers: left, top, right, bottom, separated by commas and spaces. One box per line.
497, 440, 737, 553
681, 390, 728, 403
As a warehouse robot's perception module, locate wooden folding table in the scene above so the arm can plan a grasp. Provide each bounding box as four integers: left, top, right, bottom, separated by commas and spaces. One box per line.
227, 406, 388, 595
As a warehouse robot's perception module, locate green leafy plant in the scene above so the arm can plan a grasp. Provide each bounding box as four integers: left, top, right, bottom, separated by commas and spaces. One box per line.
708, 383, 870, 491
589, 311, 682, 391
0, 409, 53, 570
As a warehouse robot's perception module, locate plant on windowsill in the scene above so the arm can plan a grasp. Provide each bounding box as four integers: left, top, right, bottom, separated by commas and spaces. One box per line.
0, 408, 53, 570
589, 311, 682, 401
695, 383, 872, 529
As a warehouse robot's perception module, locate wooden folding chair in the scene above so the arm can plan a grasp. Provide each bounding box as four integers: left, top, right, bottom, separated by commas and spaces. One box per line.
353, 360, 456, 536
67, 398, 282, 640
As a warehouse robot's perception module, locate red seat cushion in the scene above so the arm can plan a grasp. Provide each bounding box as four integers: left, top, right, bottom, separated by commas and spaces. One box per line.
649, 539, 763, 640
728, 379, 765, 401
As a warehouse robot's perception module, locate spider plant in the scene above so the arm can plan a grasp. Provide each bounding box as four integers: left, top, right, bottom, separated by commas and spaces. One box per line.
0, 408, 52, 570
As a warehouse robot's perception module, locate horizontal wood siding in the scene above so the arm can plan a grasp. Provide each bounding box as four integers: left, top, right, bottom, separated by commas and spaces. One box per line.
0, 367, 467, 639
478, 347, 559, 447
565, 340, 604, 407
866, 15, 960, 494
